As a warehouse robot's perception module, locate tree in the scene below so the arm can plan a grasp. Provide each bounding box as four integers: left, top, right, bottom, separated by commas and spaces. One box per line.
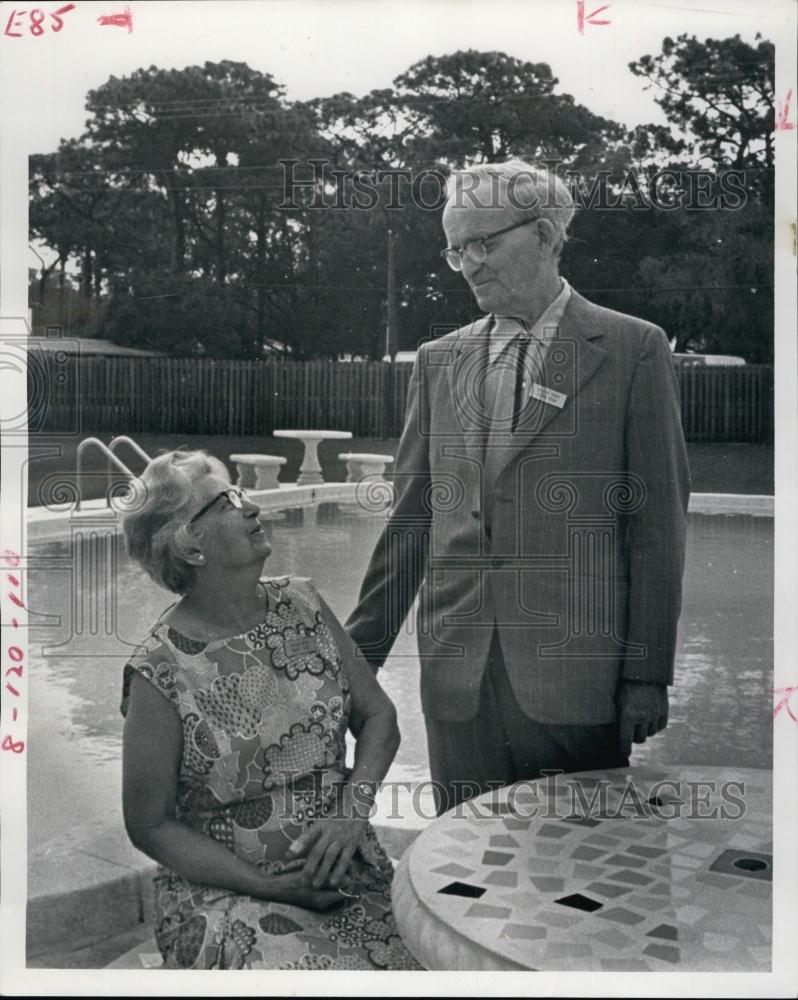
29, 45, 775, 362
393, 50, 625, 171
29, 138, 132, 307
76, 62, 328, 355
629, 34, 774, 195
27, 267, 101, 336
626, 33, 774, 360
304, 51, 630, 353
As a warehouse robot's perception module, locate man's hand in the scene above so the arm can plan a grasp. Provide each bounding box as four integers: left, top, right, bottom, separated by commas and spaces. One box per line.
617, 681, 669, 757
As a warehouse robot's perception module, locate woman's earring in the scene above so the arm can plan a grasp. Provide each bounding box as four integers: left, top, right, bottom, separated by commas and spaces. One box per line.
197, 554, 205, 564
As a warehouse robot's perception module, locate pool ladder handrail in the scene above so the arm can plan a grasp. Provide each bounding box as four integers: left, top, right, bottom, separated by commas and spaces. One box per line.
75, 436, 151, 510
108, 435, 152, 467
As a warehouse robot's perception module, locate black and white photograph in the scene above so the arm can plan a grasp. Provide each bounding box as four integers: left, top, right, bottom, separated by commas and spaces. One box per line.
0, 0, 796, 994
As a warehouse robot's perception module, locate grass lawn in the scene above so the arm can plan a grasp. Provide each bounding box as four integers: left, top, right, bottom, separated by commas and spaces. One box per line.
26, 432, 773, 506
683, 442, 773, 495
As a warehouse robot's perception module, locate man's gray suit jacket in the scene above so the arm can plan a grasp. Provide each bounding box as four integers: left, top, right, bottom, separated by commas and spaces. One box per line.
346, 289, 691, 725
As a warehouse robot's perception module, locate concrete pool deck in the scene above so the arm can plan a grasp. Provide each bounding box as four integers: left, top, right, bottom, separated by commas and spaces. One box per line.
23, 487, 774, 968
26, 782, 436, 968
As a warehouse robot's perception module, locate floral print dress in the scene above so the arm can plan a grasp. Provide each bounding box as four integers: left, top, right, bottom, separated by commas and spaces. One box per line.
120, 576, 421, 970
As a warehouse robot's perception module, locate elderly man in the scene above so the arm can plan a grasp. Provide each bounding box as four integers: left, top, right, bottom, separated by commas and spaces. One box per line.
347, 160, 690, 816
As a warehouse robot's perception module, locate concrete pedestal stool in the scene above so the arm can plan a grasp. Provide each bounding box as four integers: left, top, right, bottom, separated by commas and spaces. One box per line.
339, 452, 394, 482
229, 454, 287, 491
338, 453, 394, 516
273, 429, 353, 486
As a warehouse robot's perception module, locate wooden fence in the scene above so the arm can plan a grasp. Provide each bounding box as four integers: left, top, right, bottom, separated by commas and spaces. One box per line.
678, 365, 773, 443
31, 356, 773, 443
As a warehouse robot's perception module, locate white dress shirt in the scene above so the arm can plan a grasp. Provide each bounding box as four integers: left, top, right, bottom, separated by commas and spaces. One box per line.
482, 278, 572, 436
488, 277, 572, 369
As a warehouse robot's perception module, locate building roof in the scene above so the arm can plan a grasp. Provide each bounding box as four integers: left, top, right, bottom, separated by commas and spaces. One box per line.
27, 337, 167, 358
672, 353, 746, 366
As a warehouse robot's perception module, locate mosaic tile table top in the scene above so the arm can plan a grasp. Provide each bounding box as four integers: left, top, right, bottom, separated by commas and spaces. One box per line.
393, 766, 772, 972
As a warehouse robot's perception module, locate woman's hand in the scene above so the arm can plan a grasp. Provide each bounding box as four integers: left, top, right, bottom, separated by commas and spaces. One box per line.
267, 869, 347, 910
287, 813, 368, 889
125, 672, 348, 907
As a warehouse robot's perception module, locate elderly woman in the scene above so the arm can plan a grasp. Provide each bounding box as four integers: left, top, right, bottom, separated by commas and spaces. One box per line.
120, 449, 421, 970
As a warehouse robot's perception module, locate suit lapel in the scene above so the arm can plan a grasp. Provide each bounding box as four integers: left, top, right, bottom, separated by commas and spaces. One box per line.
484, 291, 609, 484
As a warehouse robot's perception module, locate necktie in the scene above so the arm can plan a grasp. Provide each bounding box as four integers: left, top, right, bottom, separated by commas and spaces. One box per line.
483, 332, 522, 481
483, 331, 547, 471
511, 334, 529, 433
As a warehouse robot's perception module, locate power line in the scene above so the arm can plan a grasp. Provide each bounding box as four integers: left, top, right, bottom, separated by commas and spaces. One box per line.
35, 159, 776, 180
82, 70, 774, 115
116, 276, 772, 295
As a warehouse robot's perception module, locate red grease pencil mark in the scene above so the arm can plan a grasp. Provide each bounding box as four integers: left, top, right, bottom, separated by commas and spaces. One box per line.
51, 4, 76, 32
577, 1, 611, 34
775, 90, 795, 131
97, 5, 133, 32
773, 686, 798, 722
3, 9, 25, 36
3, 4, 75, 36
1, 552, 25, 754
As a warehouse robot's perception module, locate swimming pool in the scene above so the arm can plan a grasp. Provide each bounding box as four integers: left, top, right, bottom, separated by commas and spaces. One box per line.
26, 507, 773, 854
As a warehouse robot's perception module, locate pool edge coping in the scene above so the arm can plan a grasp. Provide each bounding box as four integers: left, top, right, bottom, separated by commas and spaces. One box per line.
686, 492, 773, 516
25, 488, 776, 543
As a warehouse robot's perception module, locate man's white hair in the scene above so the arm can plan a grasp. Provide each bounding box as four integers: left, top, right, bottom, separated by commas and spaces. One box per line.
445, 159, 575, 257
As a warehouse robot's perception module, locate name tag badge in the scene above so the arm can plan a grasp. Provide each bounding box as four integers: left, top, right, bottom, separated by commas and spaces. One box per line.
284, 632, 318, 657
530, 383, 567, 409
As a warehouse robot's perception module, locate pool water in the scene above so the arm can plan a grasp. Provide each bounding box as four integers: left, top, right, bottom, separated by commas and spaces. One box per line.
26, 508, 773, 852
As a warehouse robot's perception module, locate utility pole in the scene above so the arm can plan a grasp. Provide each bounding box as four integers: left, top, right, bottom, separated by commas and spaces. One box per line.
385, 225, 398, 361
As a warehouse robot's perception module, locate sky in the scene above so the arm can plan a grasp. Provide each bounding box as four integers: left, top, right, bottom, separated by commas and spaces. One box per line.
1, 0, 781, 158
3, 0, 784, 275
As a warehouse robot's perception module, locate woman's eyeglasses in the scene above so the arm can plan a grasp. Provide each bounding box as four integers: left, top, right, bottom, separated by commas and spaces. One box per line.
188, 487, 248, 526
441, 217, 539, 271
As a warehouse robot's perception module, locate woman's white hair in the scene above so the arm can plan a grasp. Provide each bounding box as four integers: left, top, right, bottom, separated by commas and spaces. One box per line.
122, 449, 230, 595
445, 159, 575, 257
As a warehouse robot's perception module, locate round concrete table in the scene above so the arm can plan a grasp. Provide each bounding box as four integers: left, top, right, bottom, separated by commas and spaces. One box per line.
273, 429, 352, 486
392, 765, 771, 972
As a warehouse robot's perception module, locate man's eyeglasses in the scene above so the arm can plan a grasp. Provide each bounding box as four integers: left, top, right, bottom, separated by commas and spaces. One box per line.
188, 487, 249, 526
441, 217, 539, 272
